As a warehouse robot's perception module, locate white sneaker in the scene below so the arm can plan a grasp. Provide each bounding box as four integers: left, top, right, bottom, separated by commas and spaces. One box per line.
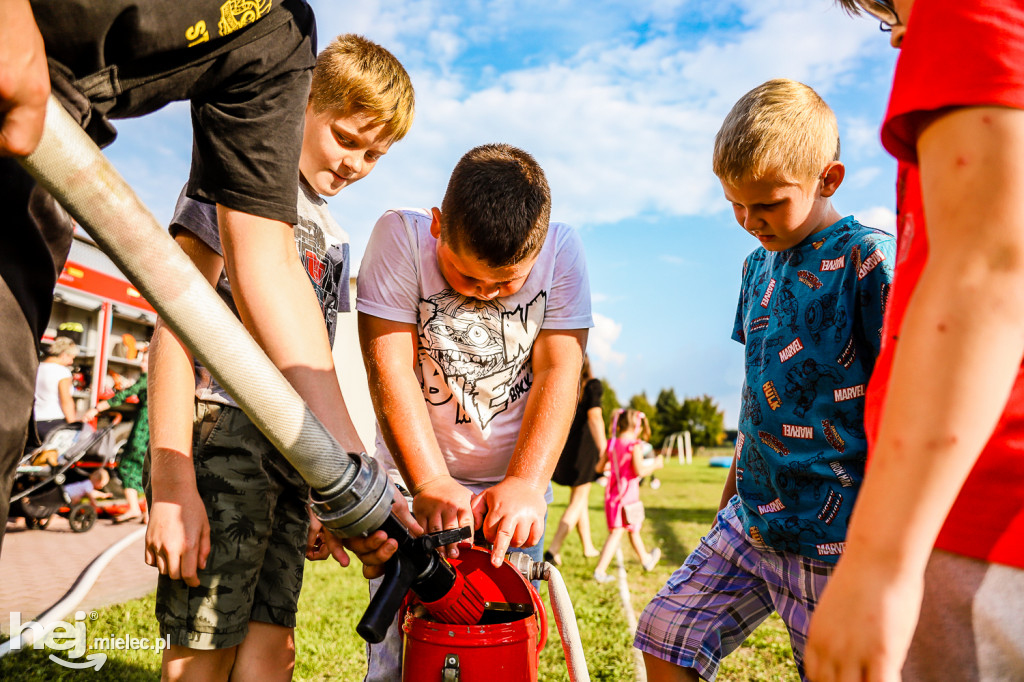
642, 547, 661, 572
593, 570, 614, 583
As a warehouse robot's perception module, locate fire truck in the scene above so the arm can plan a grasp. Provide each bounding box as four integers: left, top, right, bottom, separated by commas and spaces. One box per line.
45, 228, 378, 452
45, 229, 156, 447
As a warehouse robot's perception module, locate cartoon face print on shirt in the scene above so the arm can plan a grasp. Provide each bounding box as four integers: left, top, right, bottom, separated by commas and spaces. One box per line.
419, 288, 547, 428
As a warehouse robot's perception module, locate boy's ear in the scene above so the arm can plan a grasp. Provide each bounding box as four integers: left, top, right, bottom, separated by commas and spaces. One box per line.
429, 207, 443, 239
820, 162, 845, 198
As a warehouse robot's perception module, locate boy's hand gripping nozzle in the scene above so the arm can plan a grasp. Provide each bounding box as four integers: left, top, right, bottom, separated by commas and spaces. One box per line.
309, 453, 486, 643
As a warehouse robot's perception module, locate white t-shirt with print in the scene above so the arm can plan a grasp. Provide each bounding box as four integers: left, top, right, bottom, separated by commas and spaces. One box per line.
356, 209, 593, 485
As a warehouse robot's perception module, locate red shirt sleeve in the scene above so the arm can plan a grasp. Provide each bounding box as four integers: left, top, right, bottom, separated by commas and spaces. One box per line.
883, 0, 1024, 162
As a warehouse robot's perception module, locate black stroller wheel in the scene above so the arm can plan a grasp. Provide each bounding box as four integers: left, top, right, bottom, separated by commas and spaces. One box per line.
68, 503, 97, 533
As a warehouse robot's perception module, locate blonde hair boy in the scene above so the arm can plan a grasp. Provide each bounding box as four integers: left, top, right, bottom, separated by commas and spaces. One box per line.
713, 78, 840, 184
310, 34, 415, 143
636, 79, 896, 682
148, 33, 415, 682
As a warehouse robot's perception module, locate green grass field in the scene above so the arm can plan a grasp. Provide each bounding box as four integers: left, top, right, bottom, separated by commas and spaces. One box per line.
0, 448, 799, 680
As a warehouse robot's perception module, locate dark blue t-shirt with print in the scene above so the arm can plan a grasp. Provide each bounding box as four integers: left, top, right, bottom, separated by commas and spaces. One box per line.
732, 215, 895, 563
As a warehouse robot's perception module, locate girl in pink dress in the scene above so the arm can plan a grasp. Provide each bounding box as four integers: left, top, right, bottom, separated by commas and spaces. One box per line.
593, 408, 664, 582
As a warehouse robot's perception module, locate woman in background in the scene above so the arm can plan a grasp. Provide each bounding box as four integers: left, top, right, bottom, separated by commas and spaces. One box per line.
546, 355, 606, 565
33, 336, 81, 442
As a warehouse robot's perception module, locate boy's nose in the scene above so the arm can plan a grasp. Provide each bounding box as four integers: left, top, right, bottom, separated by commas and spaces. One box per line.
475, 285, 500, 300
342, 153, 363, 175
743, 211, 763, 232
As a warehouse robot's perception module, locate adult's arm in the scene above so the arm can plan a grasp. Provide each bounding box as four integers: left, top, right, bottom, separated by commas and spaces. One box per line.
472, 328, 587, 565
57, 376, 78, 423
586, 405, 607, 455
0, 0, 49, 156
218, 206, 365, 454
806, 105, 1024, 682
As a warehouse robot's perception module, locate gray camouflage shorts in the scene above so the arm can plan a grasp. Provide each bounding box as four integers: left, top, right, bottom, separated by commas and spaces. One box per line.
150, 402, 311, 650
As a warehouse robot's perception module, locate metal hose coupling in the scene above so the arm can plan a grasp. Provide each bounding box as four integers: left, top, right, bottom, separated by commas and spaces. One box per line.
505, 551, 550, 582
308, 452, 394, 538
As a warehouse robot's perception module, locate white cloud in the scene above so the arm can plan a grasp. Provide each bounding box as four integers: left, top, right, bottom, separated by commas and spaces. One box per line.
102, 1, 895, 253
317, 1, 892, 249
659, 254, 686, 266
844, 116, 883, 159
846, 166, 882, 189
588, 312, 626, 371
857, 205, 897, 233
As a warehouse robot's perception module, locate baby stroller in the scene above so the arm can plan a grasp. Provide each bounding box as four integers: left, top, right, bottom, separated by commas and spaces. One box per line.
10, 414, 122, 533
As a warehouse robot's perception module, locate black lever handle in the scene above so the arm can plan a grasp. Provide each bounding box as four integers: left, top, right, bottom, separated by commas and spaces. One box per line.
357, 553, 417, 643
355, 524, 474, 642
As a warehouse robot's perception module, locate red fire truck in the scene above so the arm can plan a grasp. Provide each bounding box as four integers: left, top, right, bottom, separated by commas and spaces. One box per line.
45, 230, 155, 430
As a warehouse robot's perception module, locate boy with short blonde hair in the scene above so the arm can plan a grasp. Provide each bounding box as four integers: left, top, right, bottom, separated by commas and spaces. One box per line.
146, 34, 414, 682
635, 79, 895, 682
713, 77, 840, 184
309, 34, 415, 136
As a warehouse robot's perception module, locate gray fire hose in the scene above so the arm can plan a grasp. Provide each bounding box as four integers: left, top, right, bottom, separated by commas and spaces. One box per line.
18, 96, 392, 536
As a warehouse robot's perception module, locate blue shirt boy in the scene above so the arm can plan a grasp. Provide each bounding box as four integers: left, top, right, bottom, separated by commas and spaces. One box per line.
732, 215, 895, 561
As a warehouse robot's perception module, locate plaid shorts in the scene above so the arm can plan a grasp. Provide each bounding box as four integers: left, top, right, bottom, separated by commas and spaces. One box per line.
634, 497, 833, 681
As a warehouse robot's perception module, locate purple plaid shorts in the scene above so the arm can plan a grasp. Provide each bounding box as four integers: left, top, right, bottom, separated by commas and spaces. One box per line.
634, 496, 833, 681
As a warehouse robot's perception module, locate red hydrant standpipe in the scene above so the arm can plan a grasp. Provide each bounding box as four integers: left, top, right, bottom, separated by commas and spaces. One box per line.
403, 544, 549, 682
418, 562, 488, 625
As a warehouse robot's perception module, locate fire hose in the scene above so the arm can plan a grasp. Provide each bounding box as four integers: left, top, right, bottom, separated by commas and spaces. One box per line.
18, 96, 482, 641
507, 554, 591, 682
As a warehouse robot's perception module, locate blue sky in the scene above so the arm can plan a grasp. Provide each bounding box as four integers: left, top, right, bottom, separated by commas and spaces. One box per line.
103, 0, 899, 428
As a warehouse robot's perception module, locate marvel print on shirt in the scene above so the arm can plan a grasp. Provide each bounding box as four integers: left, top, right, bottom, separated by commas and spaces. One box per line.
733, 216, 895, 562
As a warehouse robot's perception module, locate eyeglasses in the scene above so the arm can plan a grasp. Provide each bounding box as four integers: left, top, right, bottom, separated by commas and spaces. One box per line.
856, 0, 899, 32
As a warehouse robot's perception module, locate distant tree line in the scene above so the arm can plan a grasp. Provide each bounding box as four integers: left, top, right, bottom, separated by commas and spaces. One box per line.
599, 380, 726, 449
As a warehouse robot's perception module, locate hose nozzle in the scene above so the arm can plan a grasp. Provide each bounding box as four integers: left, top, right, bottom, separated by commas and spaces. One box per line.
419, 563, 486, 625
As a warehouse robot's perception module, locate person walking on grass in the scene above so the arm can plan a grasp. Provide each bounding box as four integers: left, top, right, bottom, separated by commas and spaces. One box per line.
546, 354, 606, 565
84, 348, 149, 524
593, 408, 663, 582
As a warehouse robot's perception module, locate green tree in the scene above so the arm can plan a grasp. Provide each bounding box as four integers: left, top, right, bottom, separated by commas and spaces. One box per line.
628, 392, 660, 445
679, 394, 726, 447
654, 388, 685, 441
599, 379, 620, 437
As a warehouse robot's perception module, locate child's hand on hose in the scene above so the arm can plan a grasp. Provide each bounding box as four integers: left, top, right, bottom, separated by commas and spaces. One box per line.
341, 482, 425, 579
305, 507, 350, 565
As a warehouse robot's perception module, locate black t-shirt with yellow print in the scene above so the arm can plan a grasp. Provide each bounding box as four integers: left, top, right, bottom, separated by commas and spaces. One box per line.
0, 1, 317, 344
